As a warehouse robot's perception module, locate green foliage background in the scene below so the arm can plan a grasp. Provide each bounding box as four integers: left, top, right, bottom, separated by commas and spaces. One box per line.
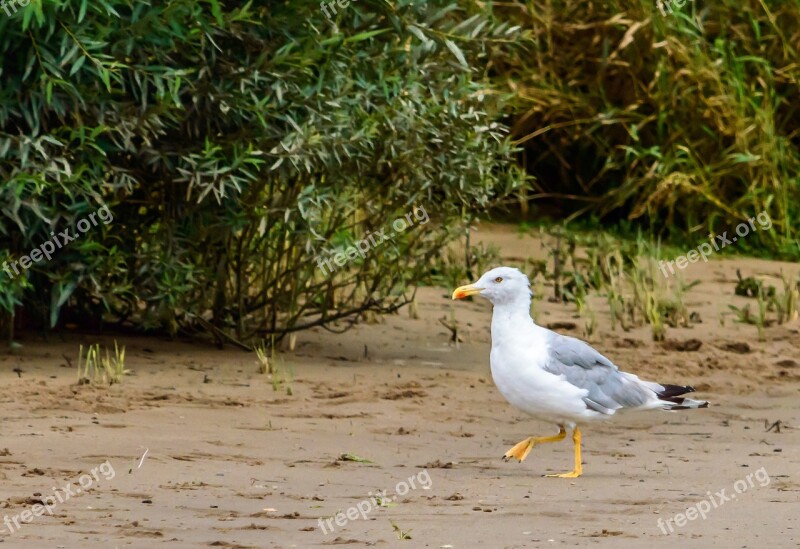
1, 0, 798, 342
0, 0, 524, 341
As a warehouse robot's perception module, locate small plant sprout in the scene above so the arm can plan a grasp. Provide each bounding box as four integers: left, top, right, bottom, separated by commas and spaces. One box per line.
390, 520, 412, 540
260, 340, 293, 396
77, 341, 128, 385
255, 339, 272, 375
103, 341, 128, 384
76, 343, 96, 384
774, 270, 799, 324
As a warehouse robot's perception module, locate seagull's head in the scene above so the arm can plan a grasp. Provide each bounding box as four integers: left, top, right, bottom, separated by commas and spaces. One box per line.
452, 266, 532, 306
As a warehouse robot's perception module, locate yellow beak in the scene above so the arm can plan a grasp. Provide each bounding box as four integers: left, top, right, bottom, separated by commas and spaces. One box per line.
452, 284, 483, 300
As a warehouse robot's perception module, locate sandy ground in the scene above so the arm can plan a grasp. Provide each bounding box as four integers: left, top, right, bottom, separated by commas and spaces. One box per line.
1, 225, 799, 548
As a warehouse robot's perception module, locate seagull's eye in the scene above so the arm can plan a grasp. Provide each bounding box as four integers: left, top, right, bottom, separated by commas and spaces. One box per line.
494, 277, 503, 283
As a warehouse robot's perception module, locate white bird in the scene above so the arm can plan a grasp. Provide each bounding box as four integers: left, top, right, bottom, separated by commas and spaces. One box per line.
452, 266, 709, 478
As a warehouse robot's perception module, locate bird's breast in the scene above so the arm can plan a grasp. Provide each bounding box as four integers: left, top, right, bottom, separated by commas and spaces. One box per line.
488, 340, 588, 419
489, 342, 551, 399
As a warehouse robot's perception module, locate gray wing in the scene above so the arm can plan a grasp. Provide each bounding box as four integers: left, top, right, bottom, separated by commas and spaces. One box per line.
544, 332, 656, 414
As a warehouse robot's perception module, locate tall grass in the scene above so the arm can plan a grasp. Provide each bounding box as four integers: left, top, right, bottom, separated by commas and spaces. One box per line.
494, 0, 800, 257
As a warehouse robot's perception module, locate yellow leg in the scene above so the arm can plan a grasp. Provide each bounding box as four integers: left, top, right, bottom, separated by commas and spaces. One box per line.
545, 426, 583, 478
502, 427, 566, 463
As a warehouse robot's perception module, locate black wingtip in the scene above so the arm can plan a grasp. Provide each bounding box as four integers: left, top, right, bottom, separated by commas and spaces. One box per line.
657, 384, 697, 399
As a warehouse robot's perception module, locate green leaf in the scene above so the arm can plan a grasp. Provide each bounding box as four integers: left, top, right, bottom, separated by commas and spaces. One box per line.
97, 0, 120, 17
51, 281, 78, 328
21, 5, 33, 31
731, 153, 761, 163
445, 39, 468, 69
344, 29, 390, 43
407, 25, 430, 44
426, 4, 459, 25
70, 56, 86, 77
319, 35, 344, 46
33, 2, 45, 26
209, 0, 224, 26
99, 68, 111, 91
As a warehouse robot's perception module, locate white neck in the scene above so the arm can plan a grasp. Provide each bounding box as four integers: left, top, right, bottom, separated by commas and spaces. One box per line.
490, 299, 536, 345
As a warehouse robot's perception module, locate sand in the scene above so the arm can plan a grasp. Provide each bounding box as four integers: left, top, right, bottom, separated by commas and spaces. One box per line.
1, 225, 798, 548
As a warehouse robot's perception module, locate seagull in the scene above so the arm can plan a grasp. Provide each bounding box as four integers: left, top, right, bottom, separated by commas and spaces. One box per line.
452, 266, 709, 478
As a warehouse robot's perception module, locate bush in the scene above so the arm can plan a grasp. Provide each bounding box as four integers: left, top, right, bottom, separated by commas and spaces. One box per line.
0, 0, 525, 343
